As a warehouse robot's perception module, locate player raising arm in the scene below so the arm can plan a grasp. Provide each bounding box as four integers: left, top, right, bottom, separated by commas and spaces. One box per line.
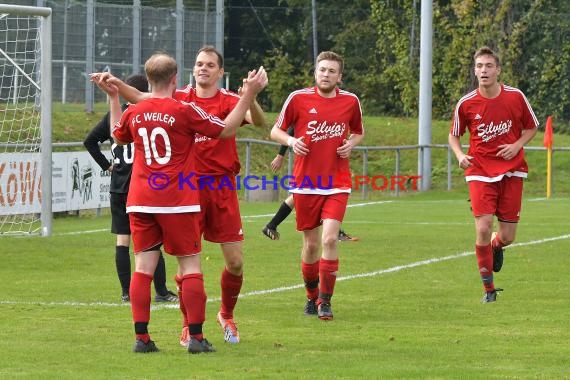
93, 52, 267, 354
93, 45, 269, 347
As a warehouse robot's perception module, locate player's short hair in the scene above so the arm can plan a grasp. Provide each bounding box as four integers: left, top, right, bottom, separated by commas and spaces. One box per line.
144, 53, 177, 87
196, 45, 224, 68
474, 46, 500, 67
316, 51, 344, 73
125, 74, 148, 93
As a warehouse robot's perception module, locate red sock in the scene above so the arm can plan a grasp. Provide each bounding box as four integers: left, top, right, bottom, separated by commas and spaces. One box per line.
220, 268, 243, 320
175, 275, 188, 326
475, 244, 494, 292
319, 258, 339, 301
136, 333, 150, 343
181, 273, 206, 326
130, 271, 153, 324
492, 235, 506, 250
301, 261, 319, 300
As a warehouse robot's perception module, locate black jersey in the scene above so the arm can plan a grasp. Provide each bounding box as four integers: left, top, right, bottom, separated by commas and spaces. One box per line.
83, 104, 133, 194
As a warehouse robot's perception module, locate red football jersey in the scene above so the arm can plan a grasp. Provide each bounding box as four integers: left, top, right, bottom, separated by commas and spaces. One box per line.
275, 86, 364, 194
112, 97, 226, 213
450, 84, 539, 182
174, 86, 243, 176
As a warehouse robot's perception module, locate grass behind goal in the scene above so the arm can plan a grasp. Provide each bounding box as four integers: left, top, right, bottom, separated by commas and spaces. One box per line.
1, 193, 569, 379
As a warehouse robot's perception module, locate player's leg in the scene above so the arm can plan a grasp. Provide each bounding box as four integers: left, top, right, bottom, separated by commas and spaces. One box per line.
111, 193, 132, 302
203, 181, 244, 343
175, 272, 189, 347
492, 177, 523, 272
161, 212, 214, 354
263, 194, 294, 240
129, 212, 162, 353
115, 234, 131, 302
295, 194, 323, 315
131, 249, 161, 352
217, 242, 243, 344
474, 214, 497, 298
317, 193, 348, 320
177, 184, 209, 347
152, 252, 178, 302
470, 181, 501, 302
176, 255, 215, 354
301, 227, 321, 315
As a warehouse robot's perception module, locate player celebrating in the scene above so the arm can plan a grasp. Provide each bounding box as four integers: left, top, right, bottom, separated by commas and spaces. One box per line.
93, 45, 267, 346
92, 52, 267, 353
270, 51, 364, 320
172, 46, 266, 345
449, 46, 538, 303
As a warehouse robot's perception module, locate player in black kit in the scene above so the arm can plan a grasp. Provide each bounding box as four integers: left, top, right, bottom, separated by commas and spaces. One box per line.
83, 74, 177, 303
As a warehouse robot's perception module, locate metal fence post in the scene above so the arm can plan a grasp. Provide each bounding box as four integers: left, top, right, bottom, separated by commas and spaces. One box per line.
361, 148, 368, 200
395, 148, 401, 197
132, 0, 141, 74
447, 145, 452, 190
244, 141, 251, 202
84, 0, 94, 112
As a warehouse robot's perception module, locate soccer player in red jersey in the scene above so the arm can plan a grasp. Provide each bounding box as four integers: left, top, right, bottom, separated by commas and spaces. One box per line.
84, 74, 178, 304
93, 46, 266, 346
448, 46, 538, 303
172, 46, 266, 345
270, 51, 365, 320
92, 52, 267, 353
263, 127, 358, 242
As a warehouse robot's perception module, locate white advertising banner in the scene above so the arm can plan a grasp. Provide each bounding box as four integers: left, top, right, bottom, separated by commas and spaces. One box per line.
0, 151, 111, 215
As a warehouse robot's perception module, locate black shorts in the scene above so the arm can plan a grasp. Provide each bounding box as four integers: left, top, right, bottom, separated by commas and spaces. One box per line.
110, 192, 130, 235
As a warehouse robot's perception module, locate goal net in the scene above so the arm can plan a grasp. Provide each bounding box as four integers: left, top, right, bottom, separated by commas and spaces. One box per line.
0, 4, 52, 236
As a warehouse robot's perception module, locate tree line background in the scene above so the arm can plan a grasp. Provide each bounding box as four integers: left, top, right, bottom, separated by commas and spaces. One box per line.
224, 0, 570, 133
31, 0, 570, 131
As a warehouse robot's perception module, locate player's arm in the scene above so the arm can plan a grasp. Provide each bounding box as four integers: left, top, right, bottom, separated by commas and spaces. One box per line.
337, 132, 364, 158
496, 126, 538, 160
92, 76, 128, 145
449, 133, 473, 169
237, 74, 267, 128
271, 126, 292, 170
270, 153, 285, 172
219, 67, 268, 138
244, 98, 267, 127
337, 107, 365, 158
90, 72, 150, 104
270, 125, 308, 156
83, 112, 113, 171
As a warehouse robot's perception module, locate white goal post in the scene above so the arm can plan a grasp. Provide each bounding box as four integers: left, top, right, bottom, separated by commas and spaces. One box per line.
0, 4, 52, 236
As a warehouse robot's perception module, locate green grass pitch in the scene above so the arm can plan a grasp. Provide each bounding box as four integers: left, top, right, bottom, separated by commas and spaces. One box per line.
1, 193, 569, 379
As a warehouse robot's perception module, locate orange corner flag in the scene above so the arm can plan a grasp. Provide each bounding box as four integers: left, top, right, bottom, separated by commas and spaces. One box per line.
543, 116, 553, 148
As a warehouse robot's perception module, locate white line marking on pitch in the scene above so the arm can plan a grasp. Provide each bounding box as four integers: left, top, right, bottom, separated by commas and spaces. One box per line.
54, 201, 393, 235
3, 233, 568, 310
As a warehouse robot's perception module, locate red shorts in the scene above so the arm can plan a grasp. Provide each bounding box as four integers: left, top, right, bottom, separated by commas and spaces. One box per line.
129, 212, 201, 256
468, 176, 523, 222
293, 192, 349, 231
198, 175, 244, 243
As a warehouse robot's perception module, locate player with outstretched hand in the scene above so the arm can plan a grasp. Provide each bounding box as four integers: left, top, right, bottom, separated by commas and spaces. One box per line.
92, 52, 267, 354
92, 45, 268, 347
